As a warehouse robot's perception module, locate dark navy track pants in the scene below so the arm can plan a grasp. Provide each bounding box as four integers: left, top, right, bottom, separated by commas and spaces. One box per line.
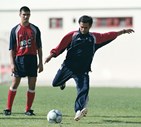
52, 64, 89, 112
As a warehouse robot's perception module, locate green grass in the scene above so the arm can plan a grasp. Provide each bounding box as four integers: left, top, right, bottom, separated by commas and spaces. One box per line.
0, 85, 141, 127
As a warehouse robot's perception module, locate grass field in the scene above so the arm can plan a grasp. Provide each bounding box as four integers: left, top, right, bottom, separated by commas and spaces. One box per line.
0, 84, 141, 127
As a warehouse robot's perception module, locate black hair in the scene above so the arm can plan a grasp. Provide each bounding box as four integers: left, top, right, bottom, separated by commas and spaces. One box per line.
78, 15, 93, 26
20, 6, 30, 13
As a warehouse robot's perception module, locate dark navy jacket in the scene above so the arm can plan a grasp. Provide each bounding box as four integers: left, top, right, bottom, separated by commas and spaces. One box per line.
64, 31, 95, 73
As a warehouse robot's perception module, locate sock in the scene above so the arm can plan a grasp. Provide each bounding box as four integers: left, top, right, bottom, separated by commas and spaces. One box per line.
7, 88, 17, 110
26, 90, 35, 112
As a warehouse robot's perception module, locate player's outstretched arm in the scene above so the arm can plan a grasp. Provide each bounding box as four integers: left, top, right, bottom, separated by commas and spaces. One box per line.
118, 29, 134, 36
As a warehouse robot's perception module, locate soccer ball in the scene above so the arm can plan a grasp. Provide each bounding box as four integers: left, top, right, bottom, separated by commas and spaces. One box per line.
47, 109, 62, 123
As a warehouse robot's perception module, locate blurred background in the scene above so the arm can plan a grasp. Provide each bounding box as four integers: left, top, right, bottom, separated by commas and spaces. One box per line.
0, 0, 140, 87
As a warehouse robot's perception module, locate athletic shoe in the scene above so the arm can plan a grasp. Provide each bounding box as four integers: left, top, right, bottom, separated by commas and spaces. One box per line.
3, 109, 11, 116
74, 108, 87, 121
81, 108, 88, 117
83, 97, 89, 117
74, 110, 82, 121
25, 109, 35, 116
60, 83, 66, 90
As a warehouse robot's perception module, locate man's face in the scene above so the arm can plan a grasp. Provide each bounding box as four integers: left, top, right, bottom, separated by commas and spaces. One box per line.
19, 11, 30, 24
79, 22, 91, 34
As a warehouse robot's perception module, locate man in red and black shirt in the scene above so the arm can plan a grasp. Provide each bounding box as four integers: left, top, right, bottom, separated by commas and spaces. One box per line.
4, 6, 43, 116
44, 15, 134, 121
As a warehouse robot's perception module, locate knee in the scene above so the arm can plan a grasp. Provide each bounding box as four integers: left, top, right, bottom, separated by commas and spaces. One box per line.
10, 86, 17, 91
28, 85, 36, 91
52, 78, 62, 87
52, 80, 58, 87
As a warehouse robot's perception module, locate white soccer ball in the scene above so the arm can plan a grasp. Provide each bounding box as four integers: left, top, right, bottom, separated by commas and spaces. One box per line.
47, 109, 62, 123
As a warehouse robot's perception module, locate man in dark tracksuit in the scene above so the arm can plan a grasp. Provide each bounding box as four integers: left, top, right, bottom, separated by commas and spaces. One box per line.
44, 15, 134, 121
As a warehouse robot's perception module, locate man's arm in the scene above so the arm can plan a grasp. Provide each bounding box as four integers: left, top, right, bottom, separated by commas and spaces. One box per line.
44, 31, 75, 64
50, 31, 75, 57
9, 50, 16, 73
94, 29, 134, 51
94, 28, 134, 44
37, 48, 43, 73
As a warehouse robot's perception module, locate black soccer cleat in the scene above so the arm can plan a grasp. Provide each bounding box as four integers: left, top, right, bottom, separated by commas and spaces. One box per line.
3, 109, 11, 116
25, 109, 35, 116
60, 83, 66, 90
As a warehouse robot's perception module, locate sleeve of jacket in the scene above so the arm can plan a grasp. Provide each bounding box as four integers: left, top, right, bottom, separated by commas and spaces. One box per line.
9, 27, 17, 50
93, 32, 118, 51
50, 31, 75, 57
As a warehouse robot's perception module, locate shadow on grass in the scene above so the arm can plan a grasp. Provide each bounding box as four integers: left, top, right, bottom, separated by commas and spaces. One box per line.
93, 115, 141, 118
84, 115, 141, 125
103, 119, 141, 124
0, 112, 46, 120
1, 113, 141, 125
63, 114, 141, 125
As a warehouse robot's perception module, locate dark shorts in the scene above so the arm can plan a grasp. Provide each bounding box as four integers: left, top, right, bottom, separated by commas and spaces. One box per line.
13, 55, 37, 77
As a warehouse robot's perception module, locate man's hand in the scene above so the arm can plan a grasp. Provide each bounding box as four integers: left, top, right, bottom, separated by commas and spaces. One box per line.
38, 63, 43, 73
124, 29, 135, 34
44, 53, 54, 64
119, 29, 135, 35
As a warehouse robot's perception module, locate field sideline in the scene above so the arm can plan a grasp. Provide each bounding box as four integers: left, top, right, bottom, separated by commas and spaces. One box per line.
0, 85, 141, 127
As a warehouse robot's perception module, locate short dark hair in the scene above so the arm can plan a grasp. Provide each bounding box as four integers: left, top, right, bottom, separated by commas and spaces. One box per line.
78, 15, 93, 26
20, 6, 30, 13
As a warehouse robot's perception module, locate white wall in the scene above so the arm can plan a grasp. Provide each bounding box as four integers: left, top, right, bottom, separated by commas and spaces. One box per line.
34, 9, 140, 87
0, 0, 141, 87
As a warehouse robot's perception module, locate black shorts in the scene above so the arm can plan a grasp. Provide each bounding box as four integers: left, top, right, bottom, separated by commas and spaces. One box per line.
13, 55, 37, 77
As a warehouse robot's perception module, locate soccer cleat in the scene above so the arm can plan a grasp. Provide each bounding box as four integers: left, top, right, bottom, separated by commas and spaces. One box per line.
74, 110, 82, 121
60, 83, 66, 90
3, 109, 11, 116
81, 108, 88, 117
74, 108, 88, 121
25, 109, 35, 116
